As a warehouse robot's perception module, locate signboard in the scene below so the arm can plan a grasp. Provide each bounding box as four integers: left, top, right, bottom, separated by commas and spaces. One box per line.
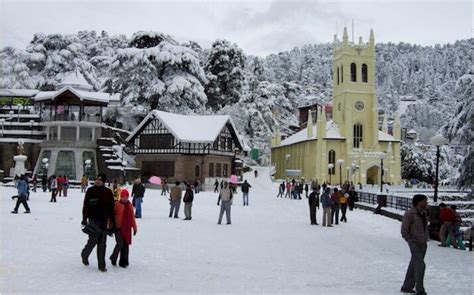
250, 148, 259, 161
0, 97, 33, 106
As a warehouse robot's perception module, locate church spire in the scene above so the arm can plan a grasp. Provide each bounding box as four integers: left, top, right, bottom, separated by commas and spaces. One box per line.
343, 27, 349, 45
307, 110, 314, 139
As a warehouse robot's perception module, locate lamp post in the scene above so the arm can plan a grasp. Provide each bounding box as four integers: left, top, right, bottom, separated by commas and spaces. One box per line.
336, 159, 344, 186
378, 152, 387, 193
84, 159, 92, 180
328, 163, 334, 184
285, 154, 291, 178
430, 135, 448, 203
42, 158, 49, 176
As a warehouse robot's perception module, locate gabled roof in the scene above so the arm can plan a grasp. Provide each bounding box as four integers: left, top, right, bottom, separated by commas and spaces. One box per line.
126, 110, 244, 148
34, 86, 111, 104
275, 120, 345, 148
0, 89, 39, 97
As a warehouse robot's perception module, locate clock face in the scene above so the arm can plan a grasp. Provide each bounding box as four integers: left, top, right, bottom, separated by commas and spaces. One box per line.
355, 101, 364, 111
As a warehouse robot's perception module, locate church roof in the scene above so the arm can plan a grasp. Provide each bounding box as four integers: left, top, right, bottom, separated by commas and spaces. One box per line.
57, 70, 93, 91
378, 130, 397, 141
126, 110, 244, 147
275, 120, 345, 148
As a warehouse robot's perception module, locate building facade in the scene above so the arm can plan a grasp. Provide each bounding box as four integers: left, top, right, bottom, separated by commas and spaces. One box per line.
126, 110, 244, 184
271, 28, 402, 185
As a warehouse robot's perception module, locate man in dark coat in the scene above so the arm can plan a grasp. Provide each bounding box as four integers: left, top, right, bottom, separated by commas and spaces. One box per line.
81, 173, 115, 272
183, 184, 194, 220
132, 178, 146, 218
308, 186, 320, 225
241, 180, 252, 206
214, 179, 219, 193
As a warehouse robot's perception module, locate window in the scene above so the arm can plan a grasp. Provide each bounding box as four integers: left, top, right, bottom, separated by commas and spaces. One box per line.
216, 163, 222, 177
140, 134, 174, 149
337, 67, 340, 85
213, 139, 219, 150
220, 137, 226, 150
142, 161, 175, 177
362, 64, 368, 83
351, 63, 357, 82
223, 164, 228, 177
209, 163, 214, 177
354, 124, 363, 148
55, 150, 76, 179
328, 150, 335, 175
195, 165, 200, 177
227, 137, 233, 151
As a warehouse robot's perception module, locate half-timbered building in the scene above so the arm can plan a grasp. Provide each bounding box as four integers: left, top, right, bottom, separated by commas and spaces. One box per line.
126, 110, 244, 184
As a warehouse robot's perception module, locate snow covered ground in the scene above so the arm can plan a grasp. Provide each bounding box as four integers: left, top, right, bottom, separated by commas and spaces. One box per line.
1, 167, 472, 294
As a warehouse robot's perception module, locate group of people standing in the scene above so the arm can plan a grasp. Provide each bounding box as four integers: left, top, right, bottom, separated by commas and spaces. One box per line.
47, 175, 70, 202
438, 203, 465, 250
81, 174, 144, 272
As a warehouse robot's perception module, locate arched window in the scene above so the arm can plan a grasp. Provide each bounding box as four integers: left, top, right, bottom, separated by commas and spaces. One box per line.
195, 165, 200, 177
351, 63, 357, 82
337, 67, 340, 85
362, 64, 368, 83
328, 150, 336, 175
353, 124, 363, 148
341, 66, 343, 83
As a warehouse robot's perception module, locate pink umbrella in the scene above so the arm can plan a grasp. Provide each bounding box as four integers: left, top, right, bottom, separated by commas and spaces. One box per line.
229, 175, 238, 184
149, 176, 161, 185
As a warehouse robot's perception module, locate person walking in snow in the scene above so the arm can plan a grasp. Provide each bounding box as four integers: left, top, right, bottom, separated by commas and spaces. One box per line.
49, 175, 57, 202
110, 189, 137, 268
169, 181, 182, 218
217, 181, 233, 225
161, 179, 168, 196
57, 175, 64, 197
11, 175, 31, 214
41, 174, 47, 192
183, 183, 194, 220
304, 182, 309, 198
132, 178, 146, 219
331, 188, 342, 225
63, 176, 70, 197
241, 180, 252, 206
214, 179, 219, 193
254, 170, 258, 178
81, 173, 115, 272
276, 182, 285, 198
339, 191, 349, 222
400, 194, 429, 295
194, 179, 200, 194
32, 174, 37, 193
308, 186, 320, 225
285, 181, 291, 198
81, 175, 88, 193
320, 185, 333, 227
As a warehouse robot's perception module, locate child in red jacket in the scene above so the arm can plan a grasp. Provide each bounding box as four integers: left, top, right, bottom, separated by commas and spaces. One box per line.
110, 189, 137, 268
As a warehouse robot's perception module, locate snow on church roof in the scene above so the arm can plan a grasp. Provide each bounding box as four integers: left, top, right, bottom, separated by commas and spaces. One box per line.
57, 70, 93, 91
126, 110, 244, 147
276, 120, 345, 147
378, 130, 396, 141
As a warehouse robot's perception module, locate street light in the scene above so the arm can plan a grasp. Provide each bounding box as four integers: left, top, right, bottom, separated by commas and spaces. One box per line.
430, 134, 448, 203
42, 158, 49, 176
85, 159, 92, 180
378, 152, 387, 193
336, 159, 344, 186
328, 163, 334, 184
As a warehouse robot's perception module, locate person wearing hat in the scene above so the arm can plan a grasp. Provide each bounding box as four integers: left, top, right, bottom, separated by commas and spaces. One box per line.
110, 188, 137, 268
81, 173, 115, 272
400, 194, 429, 295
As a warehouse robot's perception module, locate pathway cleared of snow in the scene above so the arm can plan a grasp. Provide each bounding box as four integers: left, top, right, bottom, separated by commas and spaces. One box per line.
1, 167, 472, 294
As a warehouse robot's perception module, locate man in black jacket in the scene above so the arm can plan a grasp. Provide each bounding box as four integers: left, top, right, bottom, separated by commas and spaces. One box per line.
241, 180, 252, 206
81, 173, 114, 272
183, 184, 194, 220
308, 186, 320, 225
132, 178, 146, 218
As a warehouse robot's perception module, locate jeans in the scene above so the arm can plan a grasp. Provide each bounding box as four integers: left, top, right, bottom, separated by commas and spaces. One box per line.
50, 189, 57, 202
243, 192, 249, 206
402, 241, 427, 294
184, 202, 192, 219
309, 203, 317, 224
332, 205, 340, 225
134, 197, 143, 218
218, 201, 231, 224
81, 185, 87, 193
169, 200, 180, 218
340, 204, 347, 222
13, 194, 30, 212
81, 221, 107, 270
111, 230, 130, 267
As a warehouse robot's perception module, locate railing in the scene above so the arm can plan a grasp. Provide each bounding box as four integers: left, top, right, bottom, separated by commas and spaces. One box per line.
357, 191, 412, 211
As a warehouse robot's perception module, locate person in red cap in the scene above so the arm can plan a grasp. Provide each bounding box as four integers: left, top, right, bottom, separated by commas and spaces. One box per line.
110, 188, 137, 268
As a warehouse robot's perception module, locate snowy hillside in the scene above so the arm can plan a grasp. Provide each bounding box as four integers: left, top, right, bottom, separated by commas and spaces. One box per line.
1, 168, 472, 294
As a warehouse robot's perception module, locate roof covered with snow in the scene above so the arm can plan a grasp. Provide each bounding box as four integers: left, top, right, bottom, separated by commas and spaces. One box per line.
378, 130, 397, 141
34, 86, 111, 104
0, 89, 39, 97
57, 70, 93, 91
275, 120, 345, 147
126, 110, 244, 147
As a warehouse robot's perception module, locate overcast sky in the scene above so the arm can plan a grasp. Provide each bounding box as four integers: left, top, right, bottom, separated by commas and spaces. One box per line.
0, 0, 472, 56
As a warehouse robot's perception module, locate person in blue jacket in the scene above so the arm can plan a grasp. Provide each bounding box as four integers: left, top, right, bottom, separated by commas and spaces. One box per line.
11, 175, 31, 214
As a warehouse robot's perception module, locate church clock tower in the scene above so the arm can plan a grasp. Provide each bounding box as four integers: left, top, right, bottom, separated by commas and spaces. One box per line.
332, 28, 378, 150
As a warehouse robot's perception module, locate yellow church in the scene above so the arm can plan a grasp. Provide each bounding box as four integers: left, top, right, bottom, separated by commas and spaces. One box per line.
271, 28, 401, 185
